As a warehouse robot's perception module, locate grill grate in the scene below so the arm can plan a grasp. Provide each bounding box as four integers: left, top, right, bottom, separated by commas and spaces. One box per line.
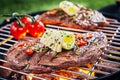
0, 21, 120, 80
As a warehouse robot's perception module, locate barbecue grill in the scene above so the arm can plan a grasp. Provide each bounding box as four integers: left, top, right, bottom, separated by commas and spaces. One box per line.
0, 11, 120, 80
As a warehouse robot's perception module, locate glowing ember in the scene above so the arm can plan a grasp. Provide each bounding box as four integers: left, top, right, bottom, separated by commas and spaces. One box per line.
59, 78, 67, 80
79, 68, 95, 77
86, 63, 93, 68
54, 77, 67, 80
26, 73, 34, 80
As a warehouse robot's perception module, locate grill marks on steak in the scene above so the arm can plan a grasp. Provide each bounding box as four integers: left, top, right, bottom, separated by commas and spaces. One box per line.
6, 32, 107, 74
38, 8, 109, 30
6, 37, 52, 73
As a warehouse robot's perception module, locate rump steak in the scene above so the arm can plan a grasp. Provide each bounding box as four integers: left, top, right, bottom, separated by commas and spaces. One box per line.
6, 31, 107, 74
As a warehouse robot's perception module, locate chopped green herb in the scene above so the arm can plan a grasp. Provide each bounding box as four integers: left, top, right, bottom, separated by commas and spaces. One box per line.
55, 39, 58, 42
25, 64, 30, 69
42, 47, 49, 51
86, 14, 92, 19
50, 43, 54, 46
72, 15, 76, 19
75, 52, 80, 56
34, 49, 38, 53
52, 64, 55, 67
66, 35, 70, 37
94, 40, 98, 45
58, 42, 61, 44
55, 55, 59, 58
46, 32, 51, 36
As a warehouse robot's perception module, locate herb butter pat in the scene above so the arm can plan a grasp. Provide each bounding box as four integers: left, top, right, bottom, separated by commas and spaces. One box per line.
40, 29, 75, 52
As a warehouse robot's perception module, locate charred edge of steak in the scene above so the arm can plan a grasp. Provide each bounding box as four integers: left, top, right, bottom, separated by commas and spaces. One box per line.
38, 8, 109, 30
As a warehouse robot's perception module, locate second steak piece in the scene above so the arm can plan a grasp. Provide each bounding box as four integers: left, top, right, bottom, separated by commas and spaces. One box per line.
38, 8, 109, 30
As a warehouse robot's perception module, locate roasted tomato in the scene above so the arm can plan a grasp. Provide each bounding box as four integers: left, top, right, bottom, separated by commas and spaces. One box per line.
88, 33, 93, 38
27, 20, 45, 37
10, 22, 28, 39
76, 34, 84, 39
77, 40, 87, 46
26, 48, 34, 55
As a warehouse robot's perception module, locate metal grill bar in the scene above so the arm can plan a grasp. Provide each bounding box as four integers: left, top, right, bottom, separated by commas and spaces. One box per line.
0, 77, 7, 80
98, 29, 115, 34
93, 64, 120, 71
112, 38, 120, 41
105, 33, 114, 37
100, 59, 120, 65
81, 67, 110, 75
108, 25, 120, 28
0, 33, 12, 37
0, 47, 9, 51
109, 41, 120, 46
51, 74, 76, 80
102, 27, 118, 30
46, 24, 91, 33
0, 52, 7, 56
2, 43, 13, 47
2, 26, 10, 30
114, 35, 120, 38
103, 54, 120, 60
105, 49, 120, 55
0, 29, 10, 33
0, 59, 7, 63
108, 45, 120, 51
59, 70, 96, 79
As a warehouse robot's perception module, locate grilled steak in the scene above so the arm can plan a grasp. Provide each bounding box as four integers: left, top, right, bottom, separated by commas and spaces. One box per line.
6, 32, 107, 74
38, 8, 109, 30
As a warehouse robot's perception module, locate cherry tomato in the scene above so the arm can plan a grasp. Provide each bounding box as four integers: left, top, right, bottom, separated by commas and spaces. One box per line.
19, 42, 28, 47
84, 39, 88, 43
88, 33, 93, 38
27, 20, 45, 37
76, 34, 84, 39
20, 16, 32, 25
26, 48, 34, 55
77, 40, 87, 46
10, 22, 28, 39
